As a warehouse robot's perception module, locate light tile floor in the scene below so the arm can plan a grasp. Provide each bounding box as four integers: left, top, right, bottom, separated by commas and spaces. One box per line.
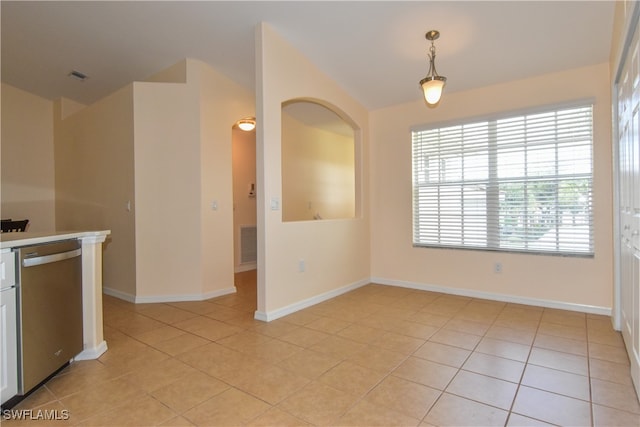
5, 270, 640, 426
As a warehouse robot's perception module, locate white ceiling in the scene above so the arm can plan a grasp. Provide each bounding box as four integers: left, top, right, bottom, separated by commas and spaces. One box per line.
1, 1, 615, 111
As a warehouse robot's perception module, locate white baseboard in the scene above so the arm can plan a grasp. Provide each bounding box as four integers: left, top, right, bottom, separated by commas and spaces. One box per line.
74, 340, 108, 361
105, 276, 610, 321
370, 277, 611, 316
254, 278, 369, 322
103, 286, 136, 302
235, 263, 257, 273
103, 286, 237, 304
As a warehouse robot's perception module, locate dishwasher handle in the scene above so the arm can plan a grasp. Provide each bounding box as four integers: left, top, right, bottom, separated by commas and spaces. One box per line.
22, 248, 82, 268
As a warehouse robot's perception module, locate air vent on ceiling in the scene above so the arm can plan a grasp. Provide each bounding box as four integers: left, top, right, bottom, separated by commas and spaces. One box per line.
68, 70, 88, 81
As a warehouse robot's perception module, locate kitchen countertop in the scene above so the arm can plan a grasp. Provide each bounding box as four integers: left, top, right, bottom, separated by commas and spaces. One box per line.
0, 230, 110, 249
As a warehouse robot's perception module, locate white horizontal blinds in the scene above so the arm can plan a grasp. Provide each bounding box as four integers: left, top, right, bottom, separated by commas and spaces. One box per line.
412, 104, 594, 255
412, 123, 490, 248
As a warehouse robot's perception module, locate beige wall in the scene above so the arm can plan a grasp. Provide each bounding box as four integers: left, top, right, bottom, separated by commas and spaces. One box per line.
1, 83, 55, 232
132, 80, 202, 298
52, 58, 253, 302
134, 58, 254, 299
281, 112, 355, 222
4, 22, 618, 317
54, 86, 137, 297
232, 128, 257, 271
193, 59, 255, 296
370, 63, 613, 311
256, 23, 370, 318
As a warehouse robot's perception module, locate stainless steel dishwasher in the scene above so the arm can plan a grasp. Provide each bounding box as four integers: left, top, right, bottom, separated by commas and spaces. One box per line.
14, 239, 83, 395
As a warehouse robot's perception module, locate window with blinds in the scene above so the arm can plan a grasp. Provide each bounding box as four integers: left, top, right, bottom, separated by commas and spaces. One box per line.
412, 104, 594, 256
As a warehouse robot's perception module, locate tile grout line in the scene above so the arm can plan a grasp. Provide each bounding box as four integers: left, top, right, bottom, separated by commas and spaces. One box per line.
504, 305, 543, 427
585, 311, 595, 427
419, 296, 503, 425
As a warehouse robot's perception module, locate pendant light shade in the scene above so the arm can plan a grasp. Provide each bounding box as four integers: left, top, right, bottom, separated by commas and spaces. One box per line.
419, 30, 447, 106
420, 77, 446, 105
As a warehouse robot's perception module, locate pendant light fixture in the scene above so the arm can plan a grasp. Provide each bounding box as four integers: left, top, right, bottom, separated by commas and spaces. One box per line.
419, 30, 447, 106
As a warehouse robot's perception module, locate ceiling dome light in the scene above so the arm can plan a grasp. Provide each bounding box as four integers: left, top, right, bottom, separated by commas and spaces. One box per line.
236, 117, 256, 131
419, 30, 447, 106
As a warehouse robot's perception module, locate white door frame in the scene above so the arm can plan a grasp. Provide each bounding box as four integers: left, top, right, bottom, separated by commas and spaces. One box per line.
612, 1, 639, 332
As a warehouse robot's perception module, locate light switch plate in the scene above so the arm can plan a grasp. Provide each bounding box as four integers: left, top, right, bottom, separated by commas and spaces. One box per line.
270, 197, 280, 211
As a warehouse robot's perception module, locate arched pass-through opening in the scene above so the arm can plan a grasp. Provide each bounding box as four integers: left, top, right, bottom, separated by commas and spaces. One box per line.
281, 99, 359, 222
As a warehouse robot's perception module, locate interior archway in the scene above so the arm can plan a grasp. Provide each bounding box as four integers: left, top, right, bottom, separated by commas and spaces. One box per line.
281, 99, 356, 222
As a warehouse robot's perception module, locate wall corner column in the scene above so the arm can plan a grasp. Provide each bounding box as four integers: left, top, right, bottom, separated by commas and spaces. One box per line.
75, 231, 110, 360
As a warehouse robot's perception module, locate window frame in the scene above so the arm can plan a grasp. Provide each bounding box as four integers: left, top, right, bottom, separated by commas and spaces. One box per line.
411, 100, 595, 257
